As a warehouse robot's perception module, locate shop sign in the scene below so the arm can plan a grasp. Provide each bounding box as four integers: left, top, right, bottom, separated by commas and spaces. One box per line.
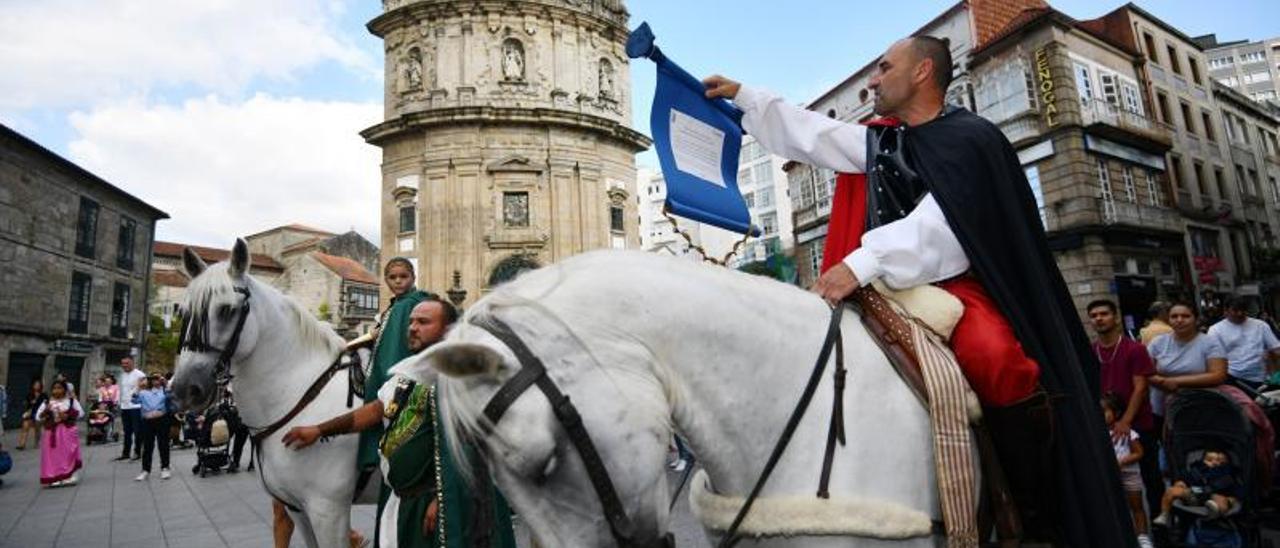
1034, 46, 1059, 128
51, 340, 94, 354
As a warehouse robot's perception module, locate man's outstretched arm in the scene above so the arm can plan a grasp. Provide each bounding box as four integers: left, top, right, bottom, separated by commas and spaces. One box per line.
282, 400, 384, 450
703, 75, 867, 173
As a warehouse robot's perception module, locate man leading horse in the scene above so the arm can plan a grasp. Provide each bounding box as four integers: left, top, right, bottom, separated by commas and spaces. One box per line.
703, 36, 1132, 546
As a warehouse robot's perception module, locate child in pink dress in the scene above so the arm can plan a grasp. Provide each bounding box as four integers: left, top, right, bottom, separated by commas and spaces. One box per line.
37, 381, 83, 487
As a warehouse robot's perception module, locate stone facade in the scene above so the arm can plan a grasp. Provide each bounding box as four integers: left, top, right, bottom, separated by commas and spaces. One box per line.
970, 9, 1183, 329
0, 124, 167, 418
362, 0, 650, 306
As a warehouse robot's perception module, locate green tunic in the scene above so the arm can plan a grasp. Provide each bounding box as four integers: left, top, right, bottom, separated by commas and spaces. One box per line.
383, 380, 516, 548
359, 288, 428, 471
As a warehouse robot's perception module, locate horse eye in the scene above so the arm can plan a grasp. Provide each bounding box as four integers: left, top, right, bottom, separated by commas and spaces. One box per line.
534, 454, 558, 486
218, 305, 234, 319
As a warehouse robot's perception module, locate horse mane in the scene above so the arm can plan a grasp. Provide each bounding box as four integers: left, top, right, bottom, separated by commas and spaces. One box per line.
185, 263, 344, 357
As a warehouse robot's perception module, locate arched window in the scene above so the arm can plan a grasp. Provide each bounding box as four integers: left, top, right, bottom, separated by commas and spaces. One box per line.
488, 254, 541, 286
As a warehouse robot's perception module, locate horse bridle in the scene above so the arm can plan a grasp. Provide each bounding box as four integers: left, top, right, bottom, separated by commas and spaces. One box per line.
468, 315, 674, 548
179, 285, 252, 388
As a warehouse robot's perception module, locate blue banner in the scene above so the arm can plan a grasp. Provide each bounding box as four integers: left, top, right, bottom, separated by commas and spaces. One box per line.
627, 22, 759, 236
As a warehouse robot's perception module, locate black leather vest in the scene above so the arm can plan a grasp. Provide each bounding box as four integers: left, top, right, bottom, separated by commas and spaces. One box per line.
863, 124, 929, 232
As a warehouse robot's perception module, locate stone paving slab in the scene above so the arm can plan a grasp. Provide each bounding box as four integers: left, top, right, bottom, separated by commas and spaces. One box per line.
1, 428, 710, 547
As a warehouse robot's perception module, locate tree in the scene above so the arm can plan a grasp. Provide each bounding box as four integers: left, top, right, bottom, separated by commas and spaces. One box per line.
144, 314, 182, 374
317, 301, 333, 322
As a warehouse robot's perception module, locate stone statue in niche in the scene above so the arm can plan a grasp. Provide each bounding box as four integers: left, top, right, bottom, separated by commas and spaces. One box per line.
502, 39, 525, 81
402, 47, 423, 91
503, 192, 530, 228
598, 58, 615, 99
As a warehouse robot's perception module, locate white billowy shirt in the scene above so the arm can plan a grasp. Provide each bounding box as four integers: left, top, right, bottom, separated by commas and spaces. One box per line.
735, 85, 969, 289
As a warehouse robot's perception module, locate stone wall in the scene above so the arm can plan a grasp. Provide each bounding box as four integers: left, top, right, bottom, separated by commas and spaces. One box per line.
0, 127, 164, 401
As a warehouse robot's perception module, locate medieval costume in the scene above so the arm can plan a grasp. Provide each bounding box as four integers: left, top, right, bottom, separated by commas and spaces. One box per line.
378, 376, 516, 548
360, 288, 429, 544
36, 396, 82, 486
736, 85, 1134, 546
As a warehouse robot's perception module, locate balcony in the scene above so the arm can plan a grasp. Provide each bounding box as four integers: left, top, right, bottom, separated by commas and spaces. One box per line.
1079, 98, 1174, 150
1103, 200, 1183, 233
997, 110, 1042, 145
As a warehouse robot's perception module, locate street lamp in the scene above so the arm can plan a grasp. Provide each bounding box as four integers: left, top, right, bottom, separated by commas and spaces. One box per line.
446, 270, 467, 309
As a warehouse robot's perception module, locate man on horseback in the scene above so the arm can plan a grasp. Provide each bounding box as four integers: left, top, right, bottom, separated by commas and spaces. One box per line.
283, 298, 516, 548
703, 36, 1133, 545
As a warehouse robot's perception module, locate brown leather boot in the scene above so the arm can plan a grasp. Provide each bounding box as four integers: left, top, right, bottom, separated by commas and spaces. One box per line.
982, 389, 1064, 546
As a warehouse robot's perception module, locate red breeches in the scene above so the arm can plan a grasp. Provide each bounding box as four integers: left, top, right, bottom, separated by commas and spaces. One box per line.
934, 276, 1040, 407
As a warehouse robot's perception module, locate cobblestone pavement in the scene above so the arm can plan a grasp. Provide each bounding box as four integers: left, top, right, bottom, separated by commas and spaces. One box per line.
0, 429, 710, 547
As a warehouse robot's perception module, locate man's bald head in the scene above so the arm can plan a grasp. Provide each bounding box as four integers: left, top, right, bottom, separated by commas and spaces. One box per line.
406, 297, 459, 352
907, 36, 952, 93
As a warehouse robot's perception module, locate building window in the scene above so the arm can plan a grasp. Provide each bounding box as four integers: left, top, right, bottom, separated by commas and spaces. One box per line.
1121, 83, 1143, 115
1241, 51, 1266, 64
757, 187, 774, 208
1145, 170, 1163, 207
1236, 165, 1248, 197
752, 162, 772, 186
1155, 91, 1172, 125
1099, 71, 1120, 107
68, 272, 92, 334
1249, 169, 1261, 197
761, 212, 778, 236
1188, 54, 1203, 85
110, 282, 131, 339
502, 192, 529, 228
814, 169, 834, 213
1209, 56, 1234, 69
609, 204, 624, 233
743, 191, 756, 208
346, 286, 379, 316
1073, 63, 1094, 107
1097, 159, 1116, 223
1192, 162, 1206, 198
975, 58, 1033, 123
75, 197, 99, 259
1167, 45, 1182, 75
808, 238, 825, 277
1143, 33, 1159, 63
1169, 156, 1184, 194
1025, 166, 1046, 228
116, 216, 136, 270
398, 205, 416, 233
794, 168, 816, 210
1215, 167, 1229, 202
1202, 110, 1216, 142
1271, 176, 1280, 203
1179, 101, 1195, 135
1121, 166, 1137, 203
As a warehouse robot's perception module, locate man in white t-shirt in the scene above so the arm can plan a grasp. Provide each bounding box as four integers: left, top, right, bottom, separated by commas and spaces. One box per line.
114, 356, 147, 461
1209, 296, 1280, 389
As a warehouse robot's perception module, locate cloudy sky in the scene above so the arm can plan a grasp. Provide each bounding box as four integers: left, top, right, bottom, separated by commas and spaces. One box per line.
2, 0, 1276, 248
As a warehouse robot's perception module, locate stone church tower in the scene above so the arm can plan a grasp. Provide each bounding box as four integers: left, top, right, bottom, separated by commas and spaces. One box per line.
362, 0, 650, 305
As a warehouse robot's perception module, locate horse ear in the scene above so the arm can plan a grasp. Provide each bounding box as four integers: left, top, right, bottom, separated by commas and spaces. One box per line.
229, 238, 250, 278
183, 247, 208, 278
426, 342, 506, 380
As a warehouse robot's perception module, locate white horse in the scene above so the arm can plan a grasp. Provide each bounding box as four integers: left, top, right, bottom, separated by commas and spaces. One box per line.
170, 239, 361, 548
395, 249, 962, 547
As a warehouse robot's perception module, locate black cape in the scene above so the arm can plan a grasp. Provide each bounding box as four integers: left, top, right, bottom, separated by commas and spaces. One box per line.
902, 108, 1135, 547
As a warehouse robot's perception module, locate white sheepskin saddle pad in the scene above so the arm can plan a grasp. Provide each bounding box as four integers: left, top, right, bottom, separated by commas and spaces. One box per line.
872, 281, 964, 341
689, 471, 933, 539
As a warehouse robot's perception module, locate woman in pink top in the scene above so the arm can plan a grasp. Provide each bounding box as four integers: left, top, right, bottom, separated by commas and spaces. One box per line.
97, 374, 120, 410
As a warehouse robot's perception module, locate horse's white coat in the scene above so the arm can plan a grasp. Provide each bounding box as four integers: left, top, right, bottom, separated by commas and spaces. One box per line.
169, 241, 360, 548
398, 250, 955, 547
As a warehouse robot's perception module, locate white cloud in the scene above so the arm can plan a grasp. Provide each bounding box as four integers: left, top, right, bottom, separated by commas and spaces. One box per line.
67, 94, 383, 248
0, 0, 376, 109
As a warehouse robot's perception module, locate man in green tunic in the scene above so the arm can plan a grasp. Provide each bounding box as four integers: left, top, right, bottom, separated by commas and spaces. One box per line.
284, 298, 516, 548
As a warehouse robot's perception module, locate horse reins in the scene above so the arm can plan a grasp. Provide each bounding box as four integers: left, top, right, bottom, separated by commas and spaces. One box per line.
180, 282, 357, 511
469, 314, 675, 548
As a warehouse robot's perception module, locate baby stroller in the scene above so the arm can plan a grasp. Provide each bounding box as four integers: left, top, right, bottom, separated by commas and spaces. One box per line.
85, 401, 116, 445
1161, 389, 1260, 548
191, 402, 235, 477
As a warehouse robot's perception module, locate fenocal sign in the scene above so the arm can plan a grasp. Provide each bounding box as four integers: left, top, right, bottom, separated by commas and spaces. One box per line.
1034, 46, 1059, 128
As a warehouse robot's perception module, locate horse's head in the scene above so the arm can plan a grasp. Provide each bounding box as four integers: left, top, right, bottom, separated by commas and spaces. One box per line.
398, 306, 673, 547
170, 238, 262, 412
